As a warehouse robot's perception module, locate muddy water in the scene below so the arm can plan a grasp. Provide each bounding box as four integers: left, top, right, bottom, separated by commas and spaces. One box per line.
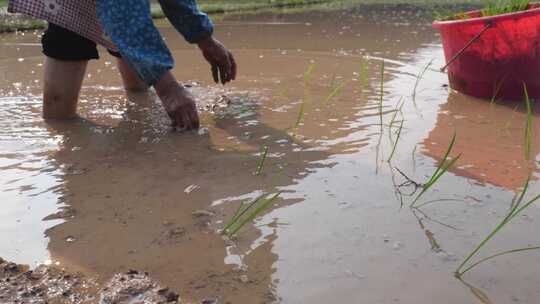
1, 4, 540, 304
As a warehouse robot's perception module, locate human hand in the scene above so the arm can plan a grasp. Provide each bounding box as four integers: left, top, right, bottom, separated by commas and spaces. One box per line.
197, 36, 237, 84
154, 73, 200, 130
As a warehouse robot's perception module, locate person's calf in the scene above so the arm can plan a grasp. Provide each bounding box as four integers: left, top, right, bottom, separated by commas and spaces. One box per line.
42, 57, 87, 120
116, 58, 149, 92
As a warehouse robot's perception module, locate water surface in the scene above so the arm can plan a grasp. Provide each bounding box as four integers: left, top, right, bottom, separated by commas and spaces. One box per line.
1, 4, 540, 303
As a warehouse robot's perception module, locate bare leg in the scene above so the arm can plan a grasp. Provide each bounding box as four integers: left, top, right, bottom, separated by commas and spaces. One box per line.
116, 58, 148, 92
43, 57, 87, 119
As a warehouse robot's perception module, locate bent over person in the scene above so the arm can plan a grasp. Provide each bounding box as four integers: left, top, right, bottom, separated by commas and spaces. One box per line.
8, 0, 237, 130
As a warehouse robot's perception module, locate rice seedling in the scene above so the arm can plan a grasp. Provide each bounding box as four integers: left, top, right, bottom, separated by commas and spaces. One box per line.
412, 145, 417, 168
359, 57, 369, 91
414, 198, 465, 209
375, 125, 384, 174
388, 98, 404, 128
455, 175, 540, 277
503, 103, 520, 132
254, 146, 269, 175
276, 87, 289, 100
410, 132, 461, 208
324, 80, 348, 105
457, 277, 493, 304
379, 60, 385, 128
222, 192, 282, 237
387, 120, 404, 163
490, 76, 507, 105
437, 0, 530, 21
387, 100, 405, 162
303, 62, 316, 83
329, 72, 337, 89
292, 102, 306, 131
523, 84, 533, 160
482, 0, 530, 17
434, 8, 470, 21
412, 203, 459, 230
412, 59, 434, 103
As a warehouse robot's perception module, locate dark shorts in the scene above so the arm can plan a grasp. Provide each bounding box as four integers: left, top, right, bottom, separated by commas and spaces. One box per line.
42, 23, 120, 61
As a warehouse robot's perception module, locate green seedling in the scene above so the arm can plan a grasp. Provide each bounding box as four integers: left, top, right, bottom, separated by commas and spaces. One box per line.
222, 192, 282, 237
457, 277, 493, 304
324, 80, 348, 105
387, 120, 404, 163
482, 0, 530, 17
379, 60, 385, 128
524, 84, 533, 160
254, 146, 269, 175
435, 9, 470, 21
436, 0, 529, 21
329, 72, 337, 89
292, 102, 306, 131
412, 145, 418, 168
503, 103, 520, 132
490, 77, 506, 105
412, 59, 434, 103
359, 57, 369, 91
388, 98, 404, 128
387, 100, 405, 162
303, 62, 316, 83
456, 175, 540, 277
410, 132, 461, 208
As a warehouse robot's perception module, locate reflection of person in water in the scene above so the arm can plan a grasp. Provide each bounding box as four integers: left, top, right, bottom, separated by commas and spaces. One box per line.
9, 0, 237, 130
43, 89, 329, 302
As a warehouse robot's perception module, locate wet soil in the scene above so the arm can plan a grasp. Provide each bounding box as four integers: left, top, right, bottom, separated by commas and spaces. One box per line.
1, 4, 540, 304
0, 257, 181, 303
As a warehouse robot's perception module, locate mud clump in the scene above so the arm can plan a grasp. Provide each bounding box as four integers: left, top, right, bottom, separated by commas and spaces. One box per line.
0, 257, 95, 304
100, 270, 179, 304
0, 258, 180, 304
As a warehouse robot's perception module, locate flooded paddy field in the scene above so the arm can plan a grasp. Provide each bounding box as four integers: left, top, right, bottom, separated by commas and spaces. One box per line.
1, 3, 540, 303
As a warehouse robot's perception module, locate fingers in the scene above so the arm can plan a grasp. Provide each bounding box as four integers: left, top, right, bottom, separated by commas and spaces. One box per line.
212, 65, 219, 84
188, 104, 200, 129
171, 103, 200, 131
229, 52, 237, 81
216, 55, 234, 84
218, 63, 228, 85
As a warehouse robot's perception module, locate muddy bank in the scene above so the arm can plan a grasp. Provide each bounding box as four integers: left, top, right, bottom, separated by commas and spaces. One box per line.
0, 257, 185, 303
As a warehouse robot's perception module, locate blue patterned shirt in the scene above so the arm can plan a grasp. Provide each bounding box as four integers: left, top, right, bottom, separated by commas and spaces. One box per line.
96, 0, 214, 85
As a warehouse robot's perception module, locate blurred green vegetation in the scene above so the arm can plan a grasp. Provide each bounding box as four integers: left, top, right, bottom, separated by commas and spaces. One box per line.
0, 0, 484, 33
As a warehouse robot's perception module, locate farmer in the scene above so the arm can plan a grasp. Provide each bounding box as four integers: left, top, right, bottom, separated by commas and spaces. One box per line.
10, 0, 236, 130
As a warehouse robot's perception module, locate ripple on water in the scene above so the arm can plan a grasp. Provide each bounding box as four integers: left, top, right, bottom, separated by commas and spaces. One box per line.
0, 95, 64, 266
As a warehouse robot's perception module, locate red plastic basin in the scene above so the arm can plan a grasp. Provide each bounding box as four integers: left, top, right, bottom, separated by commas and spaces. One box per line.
433, 3, 540, 100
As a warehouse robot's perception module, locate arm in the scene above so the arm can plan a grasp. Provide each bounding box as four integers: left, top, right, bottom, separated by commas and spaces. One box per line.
96, 0, 199, 130
96, 0, 174, 85
157, 0, 214, 44
158, 0, 236, 84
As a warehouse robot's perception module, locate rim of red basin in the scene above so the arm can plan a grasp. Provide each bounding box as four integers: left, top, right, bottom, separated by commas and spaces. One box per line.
433, 2, 540, 29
